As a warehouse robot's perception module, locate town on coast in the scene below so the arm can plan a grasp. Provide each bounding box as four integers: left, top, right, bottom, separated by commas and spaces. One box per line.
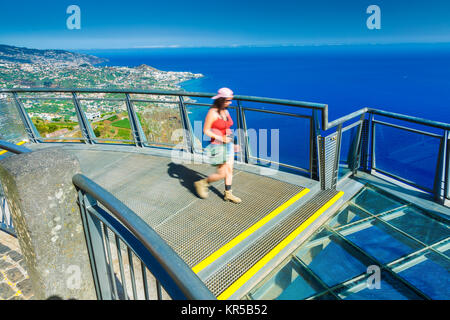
0, 44, 204, 144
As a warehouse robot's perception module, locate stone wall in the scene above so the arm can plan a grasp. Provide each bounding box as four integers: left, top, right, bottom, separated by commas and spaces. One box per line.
0, 147, 96, 299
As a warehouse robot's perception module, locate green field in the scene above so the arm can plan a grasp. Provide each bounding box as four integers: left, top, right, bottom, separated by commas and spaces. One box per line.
106, 115, 118, 122
111, 118, 131, 129
32, 118, 77, 134
117, 128, 132, 140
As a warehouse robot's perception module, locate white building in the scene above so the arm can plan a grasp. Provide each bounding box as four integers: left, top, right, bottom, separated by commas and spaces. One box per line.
85, 112, 101, 120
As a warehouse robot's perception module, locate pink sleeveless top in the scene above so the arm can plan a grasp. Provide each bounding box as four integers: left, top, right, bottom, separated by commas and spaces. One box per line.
210, 113, 233, 144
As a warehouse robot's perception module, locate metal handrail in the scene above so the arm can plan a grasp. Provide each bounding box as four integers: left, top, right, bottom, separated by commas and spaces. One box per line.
2, 87, 327, 176
72, 173, 216, 300
1, 87, 448, 201
0, 87, 329, 127
368, 108, 450, 131
325, 107, 368, 130
4, 87, 449, 130
0, 140, 32, 154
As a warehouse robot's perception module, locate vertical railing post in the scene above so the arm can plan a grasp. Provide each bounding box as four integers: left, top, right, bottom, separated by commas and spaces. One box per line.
310, 109, 320, 180
234, 106, 242, 162
434, 130, 449, 204
12, 92, 39, 143
349, 114, 366, 175
359, 118, 371, 172
178, 96, 194, 154
72, 92, 96, 144
370, 114, 376, 172
78, 191, 113, 300
333, 124, 343, 188
317, 135, 326, 190
317, 122, 342, 190
446, 130, 450, 202
236, 100, 250, 164
125, 93, 146, 147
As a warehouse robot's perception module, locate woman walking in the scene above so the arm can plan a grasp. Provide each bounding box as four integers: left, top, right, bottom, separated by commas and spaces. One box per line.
194, 88, 241, 203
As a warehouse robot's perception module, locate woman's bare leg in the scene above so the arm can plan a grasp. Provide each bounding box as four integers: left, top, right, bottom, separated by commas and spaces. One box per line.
223, 160, 241, 203
206, 163, 227, 183
225, 161, 233, 185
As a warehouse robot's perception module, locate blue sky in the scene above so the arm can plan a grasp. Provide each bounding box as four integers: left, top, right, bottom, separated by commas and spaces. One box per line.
0, 0, 449, 49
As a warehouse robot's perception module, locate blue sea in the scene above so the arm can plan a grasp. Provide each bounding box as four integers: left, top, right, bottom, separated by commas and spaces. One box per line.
78, 44, 450, 189
79, 44, 450, 123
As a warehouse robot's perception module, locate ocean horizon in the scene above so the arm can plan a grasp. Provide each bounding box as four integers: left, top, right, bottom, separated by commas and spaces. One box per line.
78, 43, 450, 124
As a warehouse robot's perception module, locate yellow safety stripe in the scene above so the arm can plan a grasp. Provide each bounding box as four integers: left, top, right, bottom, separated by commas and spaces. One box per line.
192, 188, 311, 274
0, 141, 26, 155
217, 191, 344, 300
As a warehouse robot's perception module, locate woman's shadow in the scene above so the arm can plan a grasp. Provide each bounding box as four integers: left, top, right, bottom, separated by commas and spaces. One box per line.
167, 162, 222, 198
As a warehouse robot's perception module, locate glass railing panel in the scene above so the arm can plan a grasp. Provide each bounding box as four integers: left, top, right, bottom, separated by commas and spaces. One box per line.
185, 104, 208, 152
389, 249, 450, 299
21, 97, 83, 142
133, 100, 184, 148
88, 101, 133, 143
182, 96, 213, 107
373, 122, 442, 192
379, 206, 450, 246
333, 271, 423, 300
77, 97, 132, 143
131, 92, 188, 148
243, 108, 311, 173
373, 113, 443, 136
104, 112, 134, 143
0, 94, 27, 143
338, 123, 360, 179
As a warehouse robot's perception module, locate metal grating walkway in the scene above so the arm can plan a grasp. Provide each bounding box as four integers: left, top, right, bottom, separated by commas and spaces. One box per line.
66, 149, 311, 269
204, 189, 343, 299
155, 170, 306, 267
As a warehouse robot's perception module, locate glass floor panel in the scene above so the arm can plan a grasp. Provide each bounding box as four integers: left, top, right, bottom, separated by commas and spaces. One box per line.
338, 218, 425, 264
350, 188, 405, 215
249, 258, 327, 300
390, 250, 450, 300
308, 292, 337, 300
295, 233, 374, 287
247, 185, 450, 300
432, 240, 450, 258
379, 207, 450, 245
326, 204, 372, 229
334, 271, 423, 300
